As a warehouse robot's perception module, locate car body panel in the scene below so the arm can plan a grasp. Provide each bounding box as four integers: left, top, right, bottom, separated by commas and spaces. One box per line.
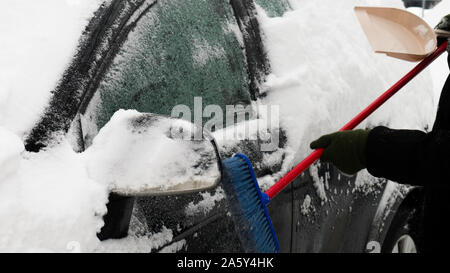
288, 163, 386, 252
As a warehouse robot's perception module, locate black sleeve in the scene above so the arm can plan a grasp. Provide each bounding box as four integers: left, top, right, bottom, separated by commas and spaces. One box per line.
366, 126, 450, 187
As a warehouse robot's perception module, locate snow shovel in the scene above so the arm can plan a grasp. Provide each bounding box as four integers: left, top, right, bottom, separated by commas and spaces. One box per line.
354, 6, 437, 62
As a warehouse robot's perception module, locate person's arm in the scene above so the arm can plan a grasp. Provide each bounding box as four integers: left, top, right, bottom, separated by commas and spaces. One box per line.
366, 126, 450, 187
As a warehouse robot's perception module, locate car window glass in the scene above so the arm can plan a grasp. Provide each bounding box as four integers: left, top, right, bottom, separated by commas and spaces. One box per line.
82, 0, 252, 146
254, 0, 290, 17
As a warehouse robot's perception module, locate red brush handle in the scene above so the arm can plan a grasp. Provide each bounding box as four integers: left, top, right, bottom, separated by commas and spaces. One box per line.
265, 41, 448, 200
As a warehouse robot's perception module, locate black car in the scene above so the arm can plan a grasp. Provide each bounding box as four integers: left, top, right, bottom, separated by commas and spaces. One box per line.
24, 0, 425, 253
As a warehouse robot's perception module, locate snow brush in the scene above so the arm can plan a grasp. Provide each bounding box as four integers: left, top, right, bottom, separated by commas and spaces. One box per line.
221, 41, 448, 253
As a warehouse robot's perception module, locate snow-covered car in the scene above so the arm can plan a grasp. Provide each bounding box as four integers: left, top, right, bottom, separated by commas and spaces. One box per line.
2, 0, 434, 252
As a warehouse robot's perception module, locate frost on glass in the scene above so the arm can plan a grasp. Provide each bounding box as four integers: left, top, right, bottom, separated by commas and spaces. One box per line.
84, 0, 251, 142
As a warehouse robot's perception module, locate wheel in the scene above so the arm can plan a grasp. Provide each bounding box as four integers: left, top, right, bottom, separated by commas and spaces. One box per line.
381, 190, 425, 253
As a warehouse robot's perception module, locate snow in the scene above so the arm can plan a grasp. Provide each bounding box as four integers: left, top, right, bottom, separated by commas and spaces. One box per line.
0, 108, 222, 252
255, 0, 437, 192
353, 169, 384, 195
0, 137, 109, 252
0, 127, 24, 182
0, 0, 103, 137
309, 163, 328, 204
212, 114, 274, 152
95, 206, 179, 253
0, 0, 108, 252
192, 38, 226, 67
185, 187, 225, 216
83, 110, 220, 195
159, 239, 187, 253
300, 194, 314, 215
97, 226, 175, 253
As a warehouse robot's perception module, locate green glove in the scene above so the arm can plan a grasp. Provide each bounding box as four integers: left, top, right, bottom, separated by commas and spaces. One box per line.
309, 129, 370, 175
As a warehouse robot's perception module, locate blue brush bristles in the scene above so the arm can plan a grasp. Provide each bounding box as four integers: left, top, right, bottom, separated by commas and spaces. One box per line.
222, 154, 280, 253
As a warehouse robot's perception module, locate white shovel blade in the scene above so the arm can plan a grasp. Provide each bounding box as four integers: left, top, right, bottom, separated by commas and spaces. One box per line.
354, 6, 437, 62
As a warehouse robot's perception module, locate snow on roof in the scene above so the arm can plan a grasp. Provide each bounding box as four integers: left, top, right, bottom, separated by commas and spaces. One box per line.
0, 0, 103, 137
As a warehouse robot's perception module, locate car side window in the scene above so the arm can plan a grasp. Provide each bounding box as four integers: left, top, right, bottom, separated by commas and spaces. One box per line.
81, 0, 251, 146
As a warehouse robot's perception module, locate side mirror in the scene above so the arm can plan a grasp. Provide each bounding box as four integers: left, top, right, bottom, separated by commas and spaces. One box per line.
84, 110, 221, 196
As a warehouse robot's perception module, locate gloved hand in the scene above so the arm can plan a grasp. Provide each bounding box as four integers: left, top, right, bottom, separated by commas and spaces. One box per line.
310, 129, 370, 175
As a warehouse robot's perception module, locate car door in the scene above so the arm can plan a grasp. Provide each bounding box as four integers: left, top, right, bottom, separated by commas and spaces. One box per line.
76, 0, 292, 252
